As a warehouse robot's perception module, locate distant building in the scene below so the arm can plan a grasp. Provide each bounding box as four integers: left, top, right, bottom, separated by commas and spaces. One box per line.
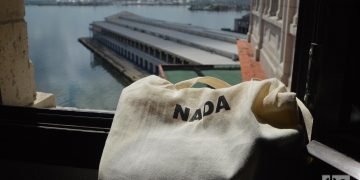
234, 14, 249, 34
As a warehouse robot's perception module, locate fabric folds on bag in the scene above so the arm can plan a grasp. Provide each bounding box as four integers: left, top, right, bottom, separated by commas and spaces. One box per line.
99, 75, 311, 180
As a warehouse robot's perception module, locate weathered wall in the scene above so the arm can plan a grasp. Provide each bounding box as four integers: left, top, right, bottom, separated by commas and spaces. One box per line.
0, 0, 37, 106
248, 0, 299, 86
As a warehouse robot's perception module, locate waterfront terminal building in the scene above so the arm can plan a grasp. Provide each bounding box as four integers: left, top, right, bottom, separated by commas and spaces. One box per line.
89, 11, 243, 75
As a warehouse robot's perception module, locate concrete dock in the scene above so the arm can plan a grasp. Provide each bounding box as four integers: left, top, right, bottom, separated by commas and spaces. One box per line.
79, 37, 149, 82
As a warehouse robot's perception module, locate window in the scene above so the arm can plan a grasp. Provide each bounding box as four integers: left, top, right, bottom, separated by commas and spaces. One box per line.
149, 63, 153, 73
161, 51, 166, 61
168, 55, 174, 64
144, 60, 148, 69
150, 48, 154, 56
155, 50, 160, 59
175, 57, 181, 64
2, 1, 359, 179
140, 58, 143, 66
155, 66, 159, 75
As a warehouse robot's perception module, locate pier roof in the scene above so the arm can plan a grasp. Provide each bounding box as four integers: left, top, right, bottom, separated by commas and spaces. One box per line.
105, 12, 240, 56
106, 11, 244, 39
93, 21, 239, 65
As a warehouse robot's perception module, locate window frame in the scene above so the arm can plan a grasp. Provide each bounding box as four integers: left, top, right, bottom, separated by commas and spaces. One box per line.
292, 0, 360, 178
0, 105, 113, 169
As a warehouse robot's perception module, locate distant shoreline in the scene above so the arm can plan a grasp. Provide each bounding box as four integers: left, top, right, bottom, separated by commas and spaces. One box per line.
25, 2, 112, 6
25, 2, 188, 6
188, 4, 249, 12
25, 3, 249, 12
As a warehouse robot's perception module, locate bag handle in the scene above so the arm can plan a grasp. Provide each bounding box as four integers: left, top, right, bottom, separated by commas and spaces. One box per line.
296, 98, 313, 142
174, 76, 231, 89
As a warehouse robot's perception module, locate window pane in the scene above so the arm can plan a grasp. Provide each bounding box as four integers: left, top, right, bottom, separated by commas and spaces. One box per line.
13, 1, 252, 110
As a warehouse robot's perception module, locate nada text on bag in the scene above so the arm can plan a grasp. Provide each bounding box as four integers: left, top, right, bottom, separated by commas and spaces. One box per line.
173, 95, 231, 122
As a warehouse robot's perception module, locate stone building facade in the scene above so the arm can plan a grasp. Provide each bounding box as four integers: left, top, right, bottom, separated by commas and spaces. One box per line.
247, 0, 299, 86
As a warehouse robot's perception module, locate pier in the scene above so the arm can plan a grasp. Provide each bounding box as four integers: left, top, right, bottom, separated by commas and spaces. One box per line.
81, 11, 246, 82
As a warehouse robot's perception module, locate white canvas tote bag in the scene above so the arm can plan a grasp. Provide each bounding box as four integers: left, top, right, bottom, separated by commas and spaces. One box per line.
99, 75, 313, 180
